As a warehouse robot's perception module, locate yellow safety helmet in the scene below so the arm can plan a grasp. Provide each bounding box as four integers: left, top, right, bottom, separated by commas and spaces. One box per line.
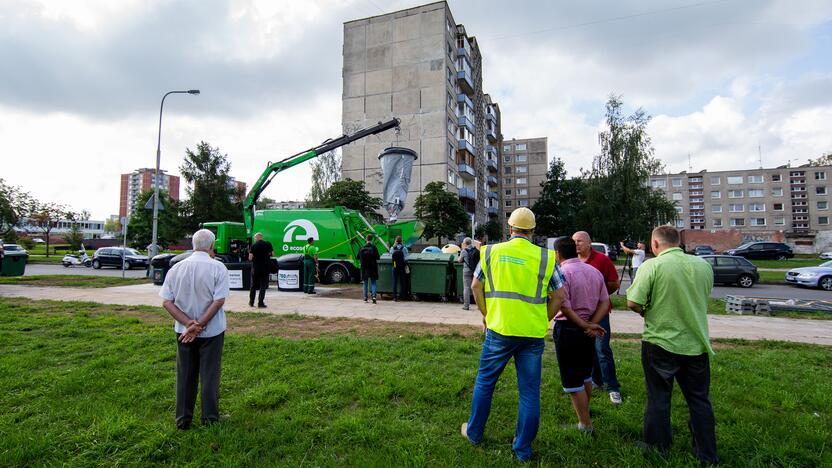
507, 207, 536, 230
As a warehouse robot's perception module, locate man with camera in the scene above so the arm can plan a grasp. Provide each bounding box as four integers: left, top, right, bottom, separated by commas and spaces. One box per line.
619, 241, 646, 281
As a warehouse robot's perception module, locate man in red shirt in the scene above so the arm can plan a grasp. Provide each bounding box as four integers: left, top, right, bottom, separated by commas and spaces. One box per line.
573, 231, 622, 405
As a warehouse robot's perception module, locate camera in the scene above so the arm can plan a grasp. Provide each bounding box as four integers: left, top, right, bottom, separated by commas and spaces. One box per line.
621, 239, 637, 250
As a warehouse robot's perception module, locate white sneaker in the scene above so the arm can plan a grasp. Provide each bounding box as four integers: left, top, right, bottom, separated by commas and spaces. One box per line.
609, 391, 622, 405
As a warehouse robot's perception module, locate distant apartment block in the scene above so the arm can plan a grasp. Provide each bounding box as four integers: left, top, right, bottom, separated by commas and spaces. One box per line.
501, 137, 548, 233
119, 168, 180, 219
341, 1, 502, 226
18, 218, 105, 239
228, 177, 247, 201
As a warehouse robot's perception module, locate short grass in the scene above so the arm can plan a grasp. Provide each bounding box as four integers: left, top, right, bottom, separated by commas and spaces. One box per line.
759, 270, 787, 284
610, 295, 832, 320
0, 275, 150, 288
0, 298, 830, 466
751, 258, 827, 269
25, 255, 65, 264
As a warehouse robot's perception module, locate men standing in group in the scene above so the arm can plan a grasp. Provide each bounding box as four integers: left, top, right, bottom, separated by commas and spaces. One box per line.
573, 231, 623, 405
626, 226, 717, 465
619, 241, 646, 281
159, 229, 229, 430
302, 237, 318, 294
461, 208, 603, 461
390, 235, 408, 302
248, 232, 273, 308
552, 237, 610, 433
457, 237, 479, 311
358, 234, 380, 304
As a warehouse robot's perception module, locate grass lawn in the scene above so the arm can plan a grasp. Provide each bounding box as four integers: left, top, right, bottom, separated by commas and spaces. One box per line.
25, 255, 65, 264
0, 298, 830, 466
751, 258, 827, 269
0, 275, 150, 288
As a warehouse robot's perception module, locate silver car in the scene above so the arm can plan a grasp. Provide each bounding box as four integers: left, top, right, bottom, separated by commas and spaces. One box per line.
785, 260, 832, 291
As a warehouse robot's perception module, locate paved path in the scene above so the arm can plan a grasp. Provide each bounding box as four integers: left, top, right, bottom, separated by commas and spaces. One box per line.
1, 284, 831, 346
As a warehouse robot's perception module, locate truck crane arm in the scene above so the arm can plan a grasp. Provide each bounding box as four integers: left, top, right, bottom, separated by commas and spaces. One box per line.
243, 118, 400, 235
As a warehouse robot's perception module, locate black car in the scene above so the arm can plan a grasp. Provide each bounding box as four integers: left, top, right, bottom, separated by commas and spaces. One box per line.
694, 245, 715, 256
92, 247, 149, 269
725, 242, 793, 260
700, 255, 759, 288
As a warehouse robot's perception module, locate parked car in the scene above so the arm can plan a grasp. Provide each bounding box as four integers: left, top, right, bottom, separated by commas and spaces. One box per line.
1, 244, 28, 255
592, 242, 612, 257
700, 255, 759, 288
725, 242, 793, 260
694, 245, 715, 256
785, 260, 832, 291
820, 252, 832, 260
92, 247, 149, 269
32, 238, 45, 244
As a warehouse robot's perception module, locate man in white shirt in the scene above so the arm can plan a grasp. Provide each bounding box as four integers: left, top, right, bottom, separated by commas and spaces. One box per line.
620, 241, 646, 280
159, 229, 230, 429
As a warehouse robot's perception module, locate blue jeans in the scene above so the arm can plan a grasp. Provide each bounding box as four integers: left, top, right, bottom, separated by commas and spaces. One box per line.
592, 314, 621, 392
392, 269, 407, 299
362, 278, 377, 300
466, 329, 544, 461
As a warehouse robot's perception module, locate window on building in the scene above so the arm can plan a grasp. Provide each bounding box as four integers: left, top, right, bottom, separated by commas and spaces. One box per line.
651, 179, 666, 188
516, 166, 528, 173
713, 219, 723, 228
504, 189, 512, 196
447, 118, 455, 135
774, 217, 785, 226
748, 175, 764, 183
729, 203, 744, 212
505, 200, 512, 207
516, 177, 527, 185
504, 166, 512, 175
448, 170, 456, 185
672, 192, 683, 201
504, 177, 512, 185
518, 188, 528, 196
516, 143, 527, 151
728, 190, 743, 198
749, 203, 765, 212
815, 171, 827, 181
727, 176, 743, 184
712, 204, 722, 213
676, 220, 685, 228
771, 174, 782, 182
672, 178, 683, 187
503, 156, 511, 163
819, 201, 828, 210
447, 66, 454, 83
820, 216, 830, 225
817, 186, 828, 195
771, 187, 783, 197
730, 218, 745, 226
773, 203, 784, 211
516, 154, 527, 162
447, 42, 453, 58
748, 189, 764, 198
519, 199, 529, 207
710, 176, 721, 185
751, 218, 766, 226
503, 144, 511, 152
675, 206, 683, 214
711, 191, 721, 199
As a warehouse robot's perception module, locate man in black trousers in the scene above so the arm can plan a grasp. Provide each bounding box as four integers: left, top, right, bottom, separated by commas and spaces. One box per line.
248, 232, 273, 308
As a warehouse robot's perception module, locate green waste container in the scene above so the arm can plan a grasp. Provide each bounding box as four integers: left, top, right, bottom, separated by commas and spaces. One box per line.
408, 252, 454, 299
453, 261, 464, 301
1, 252, 28, 277
376, 254, 394, 295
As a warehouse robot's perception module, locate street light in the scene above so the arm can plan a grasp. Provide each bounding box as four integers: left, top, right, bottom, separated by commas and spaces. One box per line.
149, 89, 200, 269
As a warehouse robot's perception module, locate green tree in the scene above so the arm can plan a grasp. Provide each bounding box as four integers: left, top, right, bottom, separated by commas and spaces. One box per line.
581, 95, 677, 244
28, 201, 68, 256
307, 150, 341, 206
179, 141, 243, 232
476, 219, 503, 243
103, 217, 121, 236
531, 158, 587, 238
809, 153, 832, 166
63, 210, 91, 251
127, 190, 183, 249
414, 181, 469, 246
0, 179, 34, 240
317, 179, 383, 217
255, 197, 278, 210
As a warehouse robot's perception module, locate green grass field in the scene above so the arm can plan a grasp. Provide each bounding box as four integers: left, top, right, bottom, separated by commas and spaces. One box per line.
0, 275, 150, 288
0, 298, 830, 466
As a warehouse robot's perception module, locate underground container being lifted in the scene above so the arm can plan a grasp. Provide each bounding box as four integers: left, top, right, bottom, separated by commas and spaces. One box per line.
378, 147, 418, 223
276, 253, 304, 291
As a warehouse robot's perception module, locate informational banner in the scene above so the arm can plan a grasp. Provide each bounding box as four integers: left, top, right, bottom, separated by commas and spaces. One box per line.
228, 270, 243, 289
278, 269, 300, 289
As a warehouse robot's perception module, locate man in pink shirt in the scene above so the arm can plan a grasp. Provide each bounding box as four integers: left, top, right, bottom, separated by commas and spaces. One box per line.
553, 237, 611, 433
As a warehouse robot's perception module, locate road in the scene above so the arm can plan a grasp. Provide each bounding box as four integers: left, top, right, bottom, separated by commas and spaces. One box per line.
616, 276, 829, 301
25, 263, 149, 278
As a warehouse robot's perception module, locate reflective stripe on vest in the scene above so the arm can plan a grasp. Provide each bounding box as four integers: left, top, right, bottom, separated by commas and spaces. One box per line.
482, 238, 556, 338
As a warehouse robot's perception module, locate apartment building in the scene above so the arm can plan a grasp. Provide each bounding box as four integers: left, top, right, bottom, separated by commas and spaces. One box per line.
341, 2, 502, 226
118, 168, 180, 219
501, 137, 548, 233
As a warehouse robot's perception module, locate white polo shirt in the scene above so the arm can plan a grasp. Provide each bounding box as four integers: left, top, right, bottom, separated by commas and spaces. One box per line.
159, 251, 230, 338
632, 249, 646, 268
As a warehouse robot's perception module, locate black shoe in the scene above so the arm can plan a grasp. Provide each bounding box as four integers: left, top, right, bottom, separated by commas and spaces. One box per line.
372, 297, 377, 304
257, 303, 267, 308
177, 422, 191, 431
249, 301, 254, 307
309, 291, 316, 295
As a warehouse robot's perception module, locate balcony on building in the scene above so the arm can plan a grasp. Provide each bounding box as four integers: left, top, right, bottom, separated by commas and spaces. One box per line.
457, 37, 472, 61
486, 106, 497, 123
458, 187, 476, 200
458, 139, 476, 157
488, 191, 498, 200
486, 144, 497, 158
457, 93, 474, 110
486, 158, 498, 173
457, 162, 475, 180
487, 206, 498, 216
689, 184, 704, 190
457, 70, 474, 95
486, 126, 497, 142
688, 177, 704, 183
487, 175, 498, 186
458, 115, 475, 134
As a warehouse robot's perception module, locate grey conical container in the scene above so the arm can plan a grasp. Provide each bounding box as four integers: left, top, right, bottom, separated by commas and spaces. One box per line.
378, 147, 418, 222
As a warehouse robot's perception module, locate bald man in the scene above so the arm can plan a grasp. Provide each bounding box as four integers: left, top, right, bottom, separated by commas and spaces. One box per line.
573, 231, 622, 405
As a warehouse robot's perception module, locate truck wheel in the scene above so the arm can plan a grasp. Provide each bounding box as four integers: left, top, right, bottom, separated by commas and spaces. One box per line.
325, 264, 349, 284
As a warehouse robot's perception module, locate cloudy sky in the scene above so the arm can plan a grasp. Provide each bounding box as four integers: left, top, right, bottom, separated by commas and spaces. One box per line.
2, 0, 831, 219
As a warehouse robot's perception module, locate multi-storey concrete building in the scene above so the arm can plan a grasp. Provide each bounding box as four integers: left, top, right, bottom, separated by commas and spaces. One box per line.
341, 2, 501, 227
500, 137, 548, 233
119, 168, 180, 219
651, 164, 832, 252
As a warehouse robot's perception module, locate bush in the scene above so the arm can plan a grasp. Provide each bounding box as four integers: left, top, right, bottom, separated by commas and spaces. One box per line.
18, 237, 35, 250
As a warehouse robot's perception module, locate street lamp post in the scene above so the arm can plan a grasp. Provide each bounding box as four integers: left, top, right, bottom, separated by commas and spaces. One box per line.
150, 89, 199, 272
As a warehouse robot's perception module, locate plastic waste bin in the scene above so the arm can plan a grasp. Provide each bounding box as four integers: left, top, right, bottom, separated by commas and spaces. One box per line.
453, 261, 464, 301
0, 251, 28, 276
276, 254, 303, 291
407, 252, 454, 299
150, 253, 176, 285
376, 253, 394, 295
224, 262, 252, 290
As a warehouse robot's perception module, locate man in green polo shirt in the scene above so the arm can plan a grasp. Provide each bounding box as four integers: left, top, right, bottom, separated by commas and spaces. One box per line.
626, 225, 717, 465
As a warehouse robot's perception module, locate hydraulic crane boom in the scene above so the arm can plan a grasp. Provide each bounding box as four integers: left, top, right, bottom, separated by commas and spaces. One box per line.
243, 118, 400, 235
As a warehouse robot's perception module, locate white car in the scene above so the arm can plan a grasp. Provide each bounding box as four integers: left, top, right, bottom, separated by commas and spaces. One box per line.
591, 242, 611, 257
820, 252, 832, 260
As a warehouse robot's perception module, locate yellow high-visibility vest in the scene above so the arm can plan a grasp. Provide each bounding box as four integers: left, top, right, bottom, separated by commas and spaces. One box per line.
482, 237, 556, 338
